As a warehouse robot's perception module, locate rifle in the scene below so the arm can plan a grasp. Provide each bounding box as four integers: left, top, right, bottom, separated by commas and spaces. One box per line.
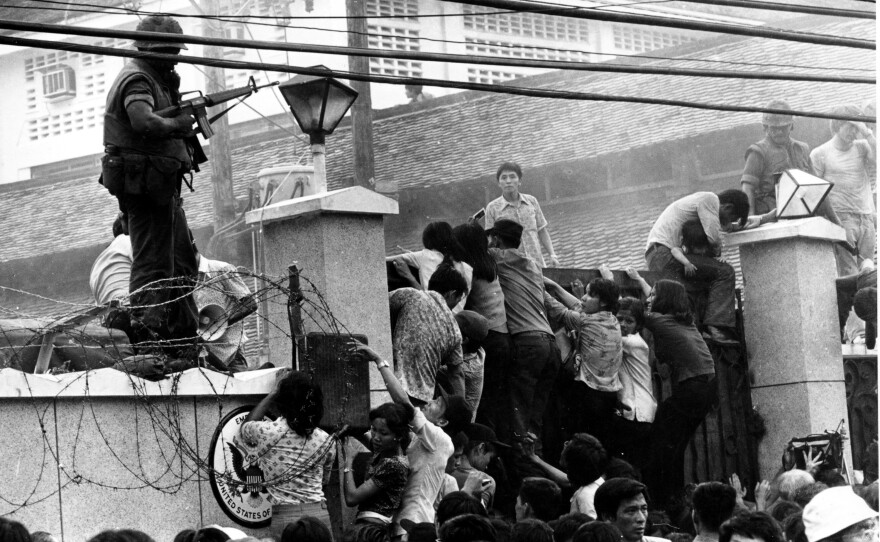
155, 76, 279, 139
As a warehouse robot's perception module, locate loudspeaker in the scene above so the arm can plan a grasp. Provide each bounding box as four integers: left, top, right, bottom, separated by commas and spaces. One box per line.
197, 303, 228, 342
304, 333, 371, 432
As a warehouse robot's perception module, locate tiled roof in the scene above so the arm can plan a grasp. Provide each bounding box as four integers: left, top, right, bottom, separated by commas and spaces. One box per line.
0, 17, 874, 265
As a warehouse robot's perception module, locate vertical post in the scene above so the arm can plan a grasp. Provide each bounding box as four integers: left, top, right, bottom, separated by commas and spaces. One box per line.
346, 0, 378, 191
311, 142, 327, 194
201, 0, 237, 238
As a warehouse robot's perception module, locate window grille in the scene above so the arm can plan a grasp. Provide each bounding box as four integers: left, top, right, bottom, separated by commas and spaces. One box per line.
467, 68, 520, 84
367, 25, 422, 77
465, 39, 591, 62
463, 5, 590, 42
612, 25, 693, 53
366, 0, 418, 20
28, 107, 102, 141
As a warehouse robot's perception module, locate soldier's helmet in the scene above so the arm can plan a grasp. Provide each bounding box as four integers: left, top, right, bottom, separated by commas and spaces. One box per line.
132, 15, 188, 50
762, 99, 794, 127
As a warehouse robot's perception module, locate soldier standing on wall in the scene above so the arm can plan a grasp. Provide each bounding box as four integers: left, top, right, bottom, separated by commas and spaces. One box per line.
100, 15, 201, 356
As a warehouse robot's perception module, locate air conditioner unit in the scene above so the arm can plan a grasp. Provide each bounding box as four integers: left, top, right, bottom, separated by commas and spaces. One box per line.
42, 65, 76, 101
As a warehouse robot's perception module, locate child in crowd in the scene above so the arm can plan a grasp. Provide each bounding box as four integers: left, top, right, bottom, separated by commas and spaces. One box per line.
339, 402, 413, 526
543, 276, 623, 447
452, 423, 508, 510
627, 272, 717, 509
438, 311, 489, 418
611, 295, 656, 472
388, 221, 474, 313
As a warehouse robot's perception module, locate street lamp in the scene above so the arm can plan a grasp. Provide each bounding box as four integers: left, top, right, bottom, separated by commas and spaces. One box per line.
279, 66, 359, 194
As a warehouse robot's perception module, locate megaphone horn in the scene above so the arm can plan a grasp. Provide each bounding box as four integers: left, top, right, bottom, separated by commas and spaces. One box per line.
198, 303, 228, 342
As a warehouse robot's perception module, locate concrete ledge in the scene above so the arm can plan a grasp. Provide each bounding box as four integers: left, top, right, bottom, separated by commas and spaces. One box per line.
245, 186, 399, 226
0, 367, 279, 398
725, 217, 845, 247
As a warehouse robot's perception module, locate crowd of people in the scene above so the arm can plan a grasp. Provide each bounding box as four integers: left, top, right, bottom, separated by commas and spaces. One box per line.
6, 12, 875, 542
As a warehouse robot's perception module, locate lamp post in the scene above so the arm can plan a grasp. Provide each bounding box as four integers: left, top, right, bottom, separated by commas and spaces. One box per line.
279, 66, 359, 194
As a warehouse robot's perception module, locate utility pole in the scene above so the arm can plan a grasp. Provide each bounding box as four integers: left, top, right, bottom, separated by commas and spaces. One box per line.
200, 0, 237, 238
345, 0, 380, 192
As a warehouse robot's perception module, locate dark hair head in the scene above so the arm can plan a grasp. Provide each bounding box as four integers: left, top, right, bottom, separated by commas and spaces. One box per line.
423, 222, 466, 261
587, 278, 620, 314
692, 482, 738, 532
718, 512, 784, 542
594, 477, 648, 521
438, 491, 489, 526
572, 522, 623, 542
855, 481, 878, 511
550, 513, 593, 542
112, 213, 126, 237
453, 430, 470, 451
519, 477, 562, 522
782, 512, 808, 542
766, 500, 802, 525
814, 467, 847, 488
651, 279, 693, 325
490, 519, 512, 542
791, 482, 828, 508
30, 533, 58, 542
370, 401, 415, 451
276, 371, 325, 437
854, 287, 876, 322
428, 263, 469, 298
604, 457, 639, 481
681, 219, 711, 252
439, 514, 497, 542
172, 530, 195, 542
562, 433, 607, 488
453, 222, 497, 282
282, 516, 332, 542
617, 298, 645, 333
87, 530, 155, 542
717, 189, 750, 227
511, 519, 553, 542
0, 519, 31, 542
342, 523, 391, 542
496, 162, 523, 181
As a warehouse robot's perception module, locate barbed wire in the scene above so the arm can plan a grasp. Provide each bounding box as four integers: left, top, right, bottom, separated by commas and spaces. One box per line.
0, 267, 366, 517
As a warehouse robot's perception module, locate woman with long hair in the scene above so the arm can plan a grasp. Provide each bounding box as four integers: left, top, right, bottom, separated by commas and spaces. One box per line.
339, 402, 413, 527
387, 221, 473, 313
630, 275, 717, 508
452, 221, 512, 437
238, 371, 336, 538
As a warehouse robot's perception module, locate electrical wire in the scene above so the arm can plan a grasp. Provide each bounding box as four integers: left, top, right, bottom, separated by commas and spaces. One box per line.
2, 34, 874, 123
677, 0, 874, 19
4, 2, 874, 73
1, 19, 872, 84
439, 0, 875, 49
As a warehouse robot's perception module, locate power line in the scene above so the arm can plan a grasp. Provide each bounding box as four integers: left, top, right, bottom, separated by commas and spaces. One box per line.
440, 0, 875, 49
1, 19, 872, 84
4, 2, 873, 73
1, 34, 874, 123
677, 0, 874, 19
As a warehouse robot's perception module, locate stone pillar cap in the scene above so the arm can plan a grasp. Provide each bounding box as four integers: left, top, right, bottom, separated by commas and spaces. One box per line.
724, 217, 846, 247
245, 186, 399, 225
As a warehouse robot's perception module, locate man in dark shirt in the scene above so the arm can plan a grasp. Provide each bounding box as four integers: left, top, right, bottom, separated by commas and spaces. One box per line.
102, 15, 199, 355
487, 219, 560, 450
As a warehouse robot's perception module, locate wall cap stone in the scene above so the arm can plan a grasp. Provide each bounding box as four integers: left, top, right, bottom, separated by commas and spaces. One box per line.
725, 217, 846, 248
245, 186, 399, 226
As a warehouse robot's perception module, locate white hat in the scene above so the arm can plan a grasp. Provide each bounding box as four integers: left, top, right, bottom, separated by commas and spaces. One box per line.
803, 486, 878, 542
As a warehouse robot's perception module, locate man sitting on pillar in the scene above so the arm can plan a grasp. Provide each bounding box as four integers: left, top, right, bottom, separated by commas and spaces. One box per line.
645, 189, 774, 344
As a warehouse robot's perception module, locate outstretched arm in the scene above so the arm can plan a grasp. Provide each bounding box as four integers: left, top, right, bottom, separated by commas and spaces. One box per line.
626, 267, 652, 297
350, 340, 413, 409
544, 276, 580, 308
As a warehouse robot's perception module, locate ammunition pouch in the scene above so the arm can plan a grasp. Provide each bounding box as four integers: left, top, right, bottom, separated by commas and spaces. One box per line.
100, 152, 185, 203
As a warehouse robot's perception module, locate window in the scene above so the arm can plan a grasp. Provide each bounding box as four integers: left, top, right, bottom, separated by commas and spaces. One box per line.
366, 0, 419, 20
612, 25, 694, 53
465, 38, 591, 63
223, 23, 247, 57
467, 68, 520, 84
367, 25, 422, 77
28, 107, 103, 141
42, 65, 76, 101
463, 5, 590, 42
